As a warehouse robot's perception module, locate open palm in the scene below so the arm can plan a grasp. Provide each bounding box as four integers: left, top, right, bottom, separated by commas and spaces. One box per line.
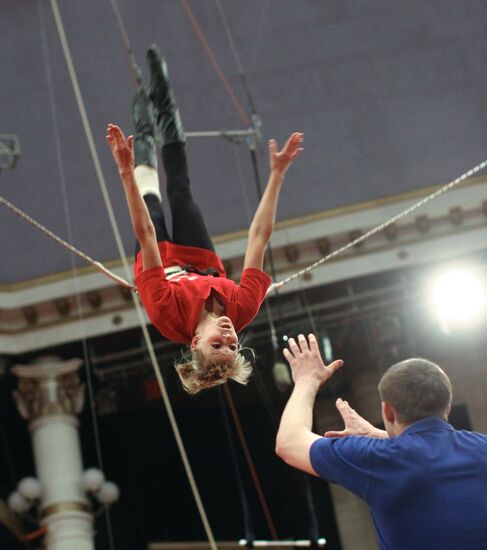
269, 132, 304, 175
106, 123, 134, 174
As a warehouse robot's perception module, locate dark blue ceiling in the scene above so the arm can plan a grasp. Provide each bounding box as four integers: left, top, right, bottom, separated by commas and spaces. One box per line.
1, 0, 486, 283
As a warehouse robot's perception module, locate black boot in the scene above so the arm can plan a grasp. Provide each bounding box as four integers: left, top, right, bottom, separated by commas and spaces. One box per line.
132, 88, 158, 169
147, 44, 185, 145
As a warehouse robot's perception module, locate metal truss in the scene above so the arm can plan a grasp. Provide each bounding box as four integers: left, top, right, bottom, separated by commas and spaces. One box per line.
0, 134, 21, 171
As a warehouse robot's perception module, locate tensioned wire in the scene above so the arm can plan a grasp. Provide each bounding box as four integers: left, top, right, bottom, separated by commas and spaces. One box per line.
3, 4, 487, 304
179, 0, 282, 540
105, 0, 276, 539
108, 0, 143, 88
179, 0, 250, 126
0, 7, 484, 543
207, 0, 487, 297
266, 158, 487, 295
48, 1, 217, 548
211, 3, 323, 543
0, 193, 136, 290
3, 152, 486, 296
37, 2, 115, 547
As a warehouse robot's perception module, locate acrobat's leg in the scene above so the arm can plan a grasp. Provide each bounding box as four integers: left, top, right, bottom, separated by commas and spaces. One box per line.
132, 88, 170, 254
147, 45, 215, 252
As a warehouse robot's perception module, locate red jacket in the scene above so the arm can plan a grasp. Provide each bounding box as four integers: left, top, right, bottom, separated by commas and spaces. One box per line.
134, 241, 271, 344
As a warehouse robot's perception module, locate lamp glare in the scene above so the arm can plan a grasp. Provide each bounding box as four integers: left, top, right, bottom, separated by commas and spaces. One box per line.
431, 269, 486, 331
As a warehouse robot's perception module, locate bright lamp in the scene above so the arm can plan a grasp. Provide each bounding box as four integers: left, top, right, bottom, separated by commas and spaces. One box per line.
430, 267, 486, 332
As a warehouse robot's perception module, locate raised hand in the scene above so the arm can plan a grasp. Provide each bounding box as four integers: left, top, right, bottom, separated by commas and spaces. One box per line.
283, 333, 343, 387
106, 124, 134, 175
324, 399, 375, 437
324, 399, 388, 439
269, 132, 304, 176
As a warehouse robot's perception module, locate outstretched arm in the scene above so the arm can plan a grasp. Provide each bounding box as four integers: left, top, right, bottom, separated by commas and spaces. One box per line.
106, 124, 162, 271
324, 398, 388, 439
275, 334, 343, 475
243, 133, 303, 271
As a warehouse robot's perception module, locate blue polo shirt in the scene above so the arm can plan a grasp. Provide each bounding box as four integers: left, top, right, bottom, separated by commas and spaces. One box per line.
310, 417, 487, 550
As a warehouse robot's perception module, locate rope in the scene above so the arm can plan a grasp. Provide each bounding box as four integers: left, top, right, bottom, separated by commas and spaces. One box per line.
209, 0, 487, 301
213, 0, 258, 116
4, 155, 486, 303
267, 158, 487, 295
177, 9, 286, 539
9, 1, 481, 307
49, 2, 218, 548
179, 0, 250, 125
218, 387, 255, 543
38, 2, 116, 546
49, 0, 131, 283
210, 9, 329, 541
108, 0, 143, 87
0, 193, 136, 291
223, 385, 279, 541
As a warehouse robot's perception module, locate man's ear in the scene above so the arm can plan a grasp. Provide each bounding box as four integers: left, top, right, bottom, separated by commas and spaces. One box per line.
382, 401, 396, 424
191, 335, 200, 351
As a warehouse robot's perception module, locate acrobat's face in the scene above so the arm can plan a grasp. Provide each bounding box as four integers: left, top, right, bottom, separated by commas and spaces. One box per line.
192, 316, 239, 363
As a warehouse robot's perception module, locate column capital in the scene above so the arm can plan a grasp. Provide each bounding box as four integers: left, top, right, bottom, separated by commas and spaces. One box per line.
12, 356, 84, 422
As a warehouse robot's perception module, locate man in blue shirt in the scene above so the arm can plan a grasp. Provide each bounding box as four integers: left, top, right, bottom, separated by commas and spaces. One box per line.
275, 334, 487, 550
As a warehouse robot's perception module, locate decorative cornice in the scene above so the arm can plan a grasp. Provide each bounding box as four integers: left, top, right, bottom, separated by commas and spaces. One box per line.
0, 177, 485, 352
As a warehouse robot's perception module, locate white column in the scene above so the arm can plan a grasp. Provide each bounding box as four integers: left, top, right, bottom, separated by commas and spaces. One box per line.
12, 356, 94, 550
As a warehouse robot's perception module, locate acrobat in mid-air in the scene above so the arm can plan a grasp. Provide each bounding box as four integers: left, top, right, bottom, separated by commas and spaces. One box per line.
107, 45, 303, 393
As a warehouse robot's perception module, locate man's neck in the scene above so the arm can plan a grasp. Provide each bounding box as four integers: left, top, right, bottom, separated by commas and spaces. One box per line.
389, 415, 448, 436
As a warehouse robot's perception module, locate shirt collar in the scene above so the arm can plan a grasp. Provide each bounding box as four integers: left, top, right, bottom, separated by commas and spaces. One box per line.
401, 416, 454, 436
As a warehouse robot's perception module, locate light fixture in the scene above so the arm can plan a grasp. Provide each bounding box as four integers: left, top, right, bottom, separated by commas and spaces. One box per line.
316, 237, 331, 256
8, 477, 42, 516
284, 244, 299, 264
415, 215, 430, 234
272, 361, 292, 392
18, 477, 42, 500
7, 491, 30, 514
22, 306, 39, 326
384, 223, 398, 241
428, 267, 487, 333
82, 468, 105, 493
97, 482, 120, 505
55, 298, 71, 317
86, 291, 103, 310
321, 334, 334, 363
9, 469, 119, 522
83, 468, 120, 511
449, 207, 464, 226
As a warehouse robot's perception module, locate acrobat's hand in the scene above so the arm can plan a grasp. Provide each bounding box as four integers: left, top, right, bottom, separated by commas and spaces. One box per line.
106, 124, 134, 175
283, 333, 343, 387
269, 132, 304, 176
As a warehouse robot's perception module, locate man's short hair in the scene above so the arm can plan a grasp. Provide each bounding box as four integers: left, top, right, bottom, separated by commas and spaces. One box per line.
378, 358, 452, 424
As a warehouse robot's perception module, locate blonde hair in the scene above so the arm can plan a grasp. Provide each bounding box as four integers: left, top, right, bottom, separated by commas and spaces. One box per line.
174, 346, 253, 394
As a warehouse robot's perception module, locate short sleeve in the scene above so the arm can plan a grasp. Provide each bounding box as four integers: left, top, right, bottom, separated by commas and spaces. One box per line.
310, 436, 372, 500
134, 267, 188, 342
135, 267, 171, 321
234, 268, 272, 328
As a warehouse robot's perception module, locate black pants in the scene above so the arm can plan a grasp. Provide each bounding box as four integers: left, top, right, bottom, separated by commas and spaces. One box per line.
135, 143, 215, 255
